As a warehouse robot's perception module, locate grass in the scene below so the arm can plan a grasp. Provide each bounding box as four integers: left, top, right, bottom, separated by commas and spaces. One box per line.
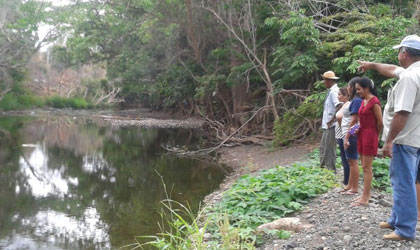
45, 96, 89, 109
0, 93, 91, 110
0, 93, 44, 111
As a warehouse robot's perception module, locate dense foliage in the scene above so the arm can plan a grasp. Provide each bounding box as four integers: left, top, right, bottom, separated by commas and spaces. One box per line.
2, 0, 420, 142
41, 0, 417, 142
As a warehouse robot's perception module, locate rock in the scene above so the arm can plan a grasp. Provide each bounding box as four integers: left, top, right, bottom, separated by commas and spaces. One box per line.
342, 226, 351, 232
285, 242, 299, 249
257, 217, 312, 233
343, 235, 352, 242
378, 199, 392, 207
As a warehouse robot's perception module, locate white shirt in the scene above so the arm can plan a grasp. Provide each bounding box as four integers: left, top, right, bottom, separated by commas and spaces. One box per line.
339, 101, 352, 136
382, 61, 420, 148
322, 84, 340, 129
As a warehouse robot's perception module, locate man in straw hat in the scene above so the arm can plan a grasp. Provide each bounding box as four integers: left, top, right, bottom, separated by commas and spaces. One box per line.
358, 34, 420, 241
319, 71, 341, 172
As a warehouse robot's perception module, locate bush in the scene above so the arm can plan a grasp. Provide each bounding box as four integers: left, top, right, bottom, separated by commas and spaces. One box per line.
45, 96, 89, 109
17, 95, 44, 108
0, 93, 45, 111
273, 92, 325, 146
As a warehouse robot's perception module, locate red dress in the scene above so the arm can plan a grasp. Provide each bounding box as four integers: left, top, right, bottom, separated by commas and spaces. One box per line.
357, 96, 381, 156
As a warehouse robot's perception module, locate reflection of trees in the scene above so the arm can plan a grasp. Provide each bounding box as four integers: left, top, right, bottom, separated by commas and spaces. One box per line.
0, 117, 37, 240
0, 116, 226, 249
22, 117, 104, 156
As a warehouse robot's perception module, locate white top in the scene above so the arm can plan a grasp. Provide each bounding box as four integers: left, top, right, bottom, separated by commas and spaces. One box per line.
338, 102, 351, 137
322, 84, 340, 129
382, 61, 420, 148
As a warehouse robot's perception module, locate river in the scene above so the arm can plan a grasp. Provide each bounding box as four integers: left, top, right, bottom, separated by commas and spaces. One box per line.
0, 114, 226, 249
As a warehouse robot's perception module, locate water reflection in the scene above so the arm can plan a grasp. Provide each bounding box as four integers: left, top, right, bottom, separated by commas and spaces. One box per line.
0, 115, 225, 249
20, 145, 76, 198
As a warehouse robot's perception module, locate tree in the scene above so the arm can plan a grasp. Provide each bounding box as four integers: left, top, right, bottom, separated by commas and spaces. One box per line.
0, 0, 61, 99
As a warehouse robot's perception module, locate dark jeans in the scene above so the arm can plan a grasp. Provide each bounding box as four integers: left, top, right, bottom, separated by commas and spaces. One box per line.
337, 138, 350, 185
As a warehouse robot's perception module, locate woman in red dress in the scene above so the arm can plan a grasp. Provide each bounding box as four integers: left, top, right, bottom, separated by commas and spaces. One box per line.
353, 77, 383, 206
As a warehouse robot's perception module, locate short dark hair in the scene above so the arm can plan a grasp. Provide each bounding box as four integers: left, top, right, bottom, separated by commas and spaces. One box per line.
356, 76, 377, 96
348, 77, 360, 100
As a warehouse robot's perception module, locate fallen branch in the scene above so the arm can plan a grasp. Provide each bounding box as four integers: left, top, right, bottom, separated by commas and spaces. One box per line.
165, 106, 266, 157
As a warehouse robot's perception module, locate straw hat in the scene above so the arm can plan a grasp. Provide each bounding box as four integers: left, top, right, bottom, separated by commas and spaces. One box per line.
321, 71, 339, 80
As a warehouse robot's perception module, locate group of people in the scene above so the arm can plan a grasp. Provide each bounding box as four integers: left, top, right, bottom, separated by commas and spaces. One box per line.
319, 35, 420, 241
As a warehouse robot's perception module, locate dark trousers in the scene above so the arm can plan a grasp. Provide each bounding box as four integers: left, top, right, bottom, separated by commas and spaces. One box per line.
337, 138, 350, 185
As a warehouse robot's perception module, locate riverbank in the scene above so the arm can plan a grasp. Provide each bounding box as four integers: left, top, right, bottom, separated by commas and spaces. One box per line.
212, 144, 420, 250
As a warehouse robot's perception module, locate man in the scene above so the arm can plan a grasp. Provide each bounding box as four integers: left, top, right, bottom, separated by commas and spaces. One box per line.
319, 71, 341, 172
358, 34, 420, 241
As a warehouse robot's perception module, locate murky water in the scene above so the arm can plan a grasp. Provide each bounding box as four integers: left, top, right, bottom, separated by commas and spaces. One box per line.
0, 115, 226, 249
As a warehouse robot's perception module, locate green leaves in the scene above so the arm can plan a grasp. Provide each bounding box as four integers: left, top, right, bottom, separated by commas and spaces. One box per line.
206, 160, 335, 247
371, 158, 391, 193
271, 12, 320, 89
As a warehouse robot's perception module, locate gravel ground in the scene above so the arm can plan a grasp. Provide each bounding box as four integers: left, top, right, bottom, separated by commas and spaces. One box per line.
258, 179, 420, 250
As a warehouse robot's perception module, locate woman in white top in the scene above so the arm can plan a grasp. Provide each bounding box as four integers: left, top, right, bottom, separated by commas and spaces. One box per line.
336, 87, 350, 188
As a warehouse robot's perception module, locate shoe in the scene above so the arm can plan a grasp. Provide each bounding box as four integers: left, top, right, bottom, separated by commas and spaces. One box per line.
383, 232, 413, 241
379, 222, 394, 230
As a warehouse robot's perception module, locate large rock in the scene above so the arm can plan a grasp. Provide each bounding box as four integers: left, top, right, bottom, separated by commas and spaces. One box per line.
257, 217, 312, 233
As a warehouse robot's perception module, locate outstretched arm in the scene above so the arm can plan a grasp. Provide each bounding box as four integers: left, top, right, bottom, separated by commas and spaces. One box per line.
357, 60, 399, 78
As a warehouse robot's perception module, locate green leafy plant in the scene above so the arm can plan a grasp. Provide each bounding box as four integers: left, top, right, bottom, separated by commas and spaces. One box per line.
206, 160, 336, 247
371, 158, 391, 193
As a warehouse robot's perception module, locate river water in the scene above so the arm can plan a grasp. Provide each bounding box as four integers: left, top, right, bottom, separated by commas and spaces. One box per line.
0, 115, 226, 249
